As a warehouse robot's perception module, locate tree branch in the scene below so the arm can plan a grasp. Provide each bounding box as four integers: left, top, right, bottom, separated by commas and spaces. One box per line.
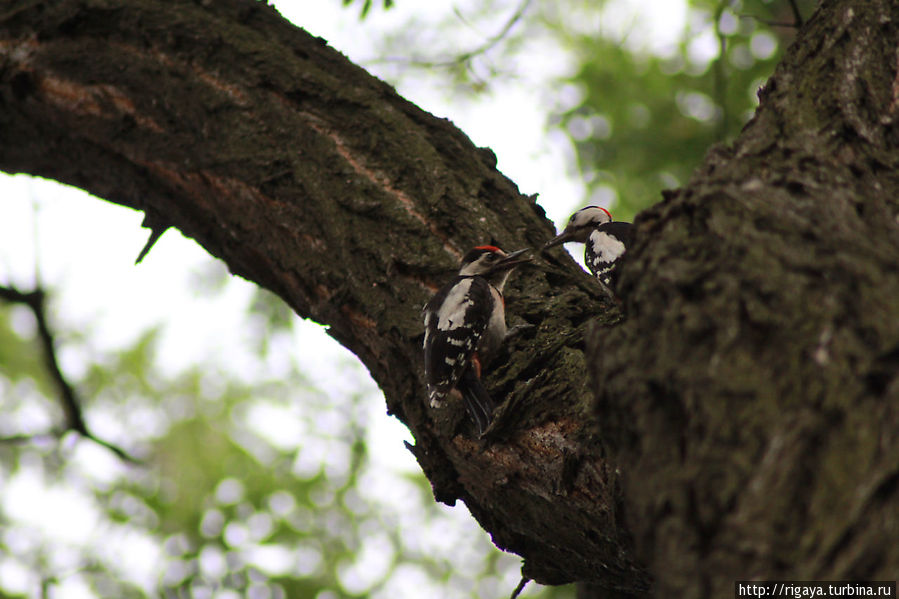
0, 284, 139, 463
0, 0, 641, 591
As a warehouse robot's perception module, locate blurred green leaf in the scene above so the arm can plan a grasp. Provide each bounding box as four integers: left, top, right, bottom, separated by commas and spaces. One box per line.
0, 304, 54, 395
342, 0, 394, 20
551, 0, 813, 220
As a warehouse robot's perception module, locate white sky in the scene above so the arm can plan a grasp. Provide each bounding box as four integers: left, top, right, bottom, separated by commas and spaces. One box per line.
0, 1, 691, 597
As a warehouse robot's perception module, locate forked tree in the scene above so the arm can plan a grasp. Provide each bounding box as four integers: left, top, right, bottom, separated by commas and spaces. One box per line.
1, 1, 897, 596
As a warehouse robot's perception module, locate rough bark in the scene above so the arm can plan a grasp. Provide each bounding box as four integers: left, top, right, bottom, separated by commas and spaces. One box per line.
1, 0, 896, 597
590, 1, 899, 596
0, 0, 644, 594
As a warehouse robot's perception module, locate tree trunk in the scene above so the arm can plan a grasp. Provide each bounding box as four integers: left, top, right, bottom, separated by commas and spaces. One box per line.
589, 1, 899, 596
1, 0, 896, 596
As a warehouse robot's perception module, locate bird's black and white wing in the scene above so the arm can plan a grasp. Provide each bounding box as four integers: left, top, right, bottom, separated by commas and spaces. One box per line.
423, 276, 493, 407
586, 221, 633, 285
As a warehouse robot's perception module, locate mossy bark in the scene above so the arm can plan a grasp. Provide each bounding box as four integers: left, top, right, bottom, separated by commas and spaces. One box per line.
1, 0, 897, 596
0, 0, 642, 594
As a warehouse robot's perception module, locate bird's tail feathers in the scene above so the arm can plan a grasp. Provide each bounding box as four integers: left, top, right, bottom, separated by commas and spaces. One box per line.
459, 369, 495, 436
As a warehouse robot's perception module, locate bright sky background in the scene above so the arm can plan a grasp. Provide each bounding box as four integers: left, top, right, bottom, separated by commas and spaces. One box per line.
0, 1, 693, 597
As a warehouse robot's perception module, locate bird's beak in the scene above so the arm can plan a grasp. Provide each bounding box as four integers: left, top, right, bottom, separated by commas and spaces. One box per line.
494, 248, 531, 270
543, 229, 575, 250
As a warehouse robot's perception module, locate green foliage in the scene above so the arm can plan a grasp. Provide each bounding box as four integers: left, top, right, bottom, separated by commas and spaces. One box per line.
553, 0, 816, 220
342, 0, 394, 20
0, 304, 50, 392
0, 261, 538, 598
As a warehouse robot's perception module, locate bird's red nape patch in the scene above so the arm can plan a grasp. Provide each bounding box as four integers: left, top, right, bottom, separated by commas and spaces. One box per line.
588, 206, 613, 220
474, 245, 502, 253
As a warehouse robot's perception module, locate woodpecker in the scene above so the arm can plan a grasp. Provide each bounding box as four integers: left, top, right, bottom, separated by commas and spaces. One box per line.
423, 245, 530, 435
544, 206, 633, 292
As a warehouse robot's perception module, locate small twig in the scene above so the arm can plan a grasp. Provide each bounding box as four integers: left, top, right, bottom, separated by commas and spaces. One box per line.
510, 577, 530, 599
0, 432, 58, 446
786, 0, 804, 28
135, 227, 167, 264
739, 15, 801, 29
135, 211, 169, 264
713, 1, 729, 142
0, 284, 140, 463
741, 0, 804, 29
365, 0, 533, 69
